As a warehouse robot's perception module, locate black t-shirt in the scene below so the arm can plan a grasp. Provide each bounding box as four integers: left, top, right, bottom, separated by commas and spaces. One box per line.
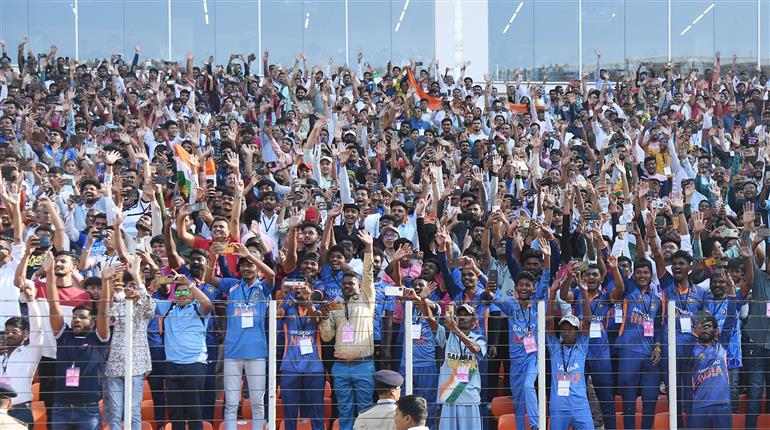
54, 325, 109, 405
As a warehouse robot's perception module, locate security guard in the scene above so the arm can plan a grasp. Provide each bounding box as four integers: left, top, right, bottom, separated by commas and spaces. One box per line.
0, 383, 28, 429
353, 370, 404, 430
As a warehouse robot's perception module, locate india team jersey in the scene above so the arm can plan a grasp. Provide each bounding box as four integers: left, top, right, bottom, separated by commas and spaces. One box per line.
703, 293, 745, 369
219, 277, 275, 360
546, 334, 590, 411
615, 277, 663, 354
495, 269, 551, 360
280, 303, 324, 374
659, 273, 707, 347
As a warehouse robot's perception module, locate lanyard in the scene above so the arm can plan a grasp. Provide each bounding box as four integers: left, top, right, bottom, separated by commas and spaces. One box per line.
518, 301, 533, 334
677, 286, 692, 313
560, 344, 575, 376
589, 291, 601, 317
240, 280, 258, 305
1, 353, 8, 374
638, 290, 652, 318
262, 214, 277, 233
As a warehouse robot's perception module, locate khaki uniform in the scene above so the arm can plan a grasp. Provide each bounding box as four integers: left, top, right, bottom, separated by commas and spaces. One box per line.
0, 411, 28, 430
352, 399, 397, 430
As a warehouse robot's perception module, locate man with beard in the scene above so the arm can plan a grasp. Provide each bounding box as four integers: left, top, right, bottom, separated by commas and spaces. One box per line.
560, 255, 625, 430
15, 245, 92, 428
491, 238, 551, 430
205, 242, 275, 430
71, 179, 106, 233
45, 253, 109, 430
319, 230, 375, 430
334, 204, 362, 245
257, 191, 280, 251
703, 248, 753, 413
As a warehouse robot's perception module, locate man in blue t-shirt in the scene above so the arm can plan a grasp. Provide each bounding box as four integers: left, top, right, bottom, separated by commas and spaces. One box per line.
614, 259, 663, 430
205, 242, 276, 430
492, 237, 551, 430
397, 279, 439, 428
277, 279, 325, 430
683, 308, 737, 429
546, 270, 593, 430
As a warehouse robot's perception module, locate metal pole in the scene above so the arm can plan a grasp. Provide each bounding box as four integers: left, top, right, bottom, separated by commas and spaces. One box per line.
268, 300, 277, 430
667, 301, 677, 430
74, 0, 79, 62
578, 0, 582, 76
258, 0, 262, 76
405, 300, 414, 395
123, 300, 134, 429
344, 0, 349, 65
758, 0, 762, 68
667, 0, 672, 63
167, 0, 172, 61
537, 300, 546, 430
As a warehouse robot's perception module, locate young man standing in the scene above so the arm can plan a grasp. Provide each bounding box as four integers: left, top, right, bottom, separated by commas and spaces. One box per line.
205, 243, 276, 430
547, 271, 594, 430
394, 395, 430, 430
435, 304, 487, 430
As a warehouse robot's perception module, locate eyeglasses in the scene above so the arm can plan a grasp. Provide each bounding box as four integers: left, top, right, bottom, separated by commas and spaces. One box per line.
174, 289, 190, 297
383, 233, 399, 240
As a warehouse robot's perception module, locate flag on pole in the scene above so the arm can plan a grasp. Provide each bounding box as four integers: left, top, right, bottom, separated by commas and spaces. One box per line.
173, 144, 198, 203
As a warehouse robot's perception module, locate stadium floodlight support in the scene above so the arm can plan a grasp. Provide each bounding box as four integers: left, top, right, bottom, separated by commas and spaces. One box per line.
123, 300, 134, 429
405, 299, 414, 395
537, 300, 546, 430
269, 300, 278, 430
667, 300, 677, 430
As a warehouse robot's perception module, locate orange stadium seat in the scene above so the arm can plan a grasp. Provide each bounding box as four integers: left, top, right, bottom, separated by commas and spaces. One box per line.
164, 421, 212, 430
491, 396, 515, 418
498, 413, 517, 429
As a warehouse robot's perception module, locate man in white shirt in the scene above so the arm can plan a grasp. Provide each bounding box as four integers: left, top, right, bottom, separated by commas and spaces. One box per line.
0, 283, 44, 428
0, 180, 24, 326
0, 383, 28, 430
394, 395, 429, 430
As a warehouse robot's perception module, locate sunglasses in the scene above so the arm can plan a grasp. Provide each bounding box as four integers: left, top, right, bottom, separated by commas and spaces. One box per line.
174, 289, 190, 297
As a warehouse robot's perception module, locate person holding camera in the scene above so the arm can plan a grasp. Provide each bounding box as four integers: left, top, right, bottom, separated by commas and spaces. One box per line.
277, 279, 325, 430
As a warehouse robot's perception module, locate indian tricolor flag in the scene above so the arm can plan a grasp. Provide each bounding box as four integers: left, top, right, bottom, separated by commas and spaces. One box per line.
405, 68, 443, 111
439, 359, 478, 404
173, 143, 198, 203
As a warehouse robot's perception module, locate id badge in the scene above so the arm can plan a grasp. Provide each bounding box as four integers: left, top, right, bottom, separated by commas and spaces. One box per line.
766, 303, 770, 318
239, 309, 254, 328
299, 337, 313, 355
65, 367, 80, 387
456, 364, 470, 383
0, 376, 10, 385
557, 379, 570, 396
523, 333, 537, 353
680, 316, 692, 333
643, 320, 654, 337
614, 304, 623, 324
411, 324, 422, 340
589, 321, 602, 339
342, 323, 356, 343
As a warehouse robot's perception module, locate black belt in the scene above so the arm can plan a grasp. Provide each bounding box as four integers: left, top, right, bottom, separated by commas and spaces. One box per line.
13, 401, 31, 408
336, 355, 373, 365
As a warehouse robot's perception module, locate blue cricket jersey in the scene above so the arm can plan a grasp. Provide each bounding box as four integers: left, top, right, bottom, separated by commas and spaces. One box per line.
280, 302, 324, 374
546, 334, 590, 411
495, 269, 551, 360
615, 276, 663, 354
218, 277, 275, 359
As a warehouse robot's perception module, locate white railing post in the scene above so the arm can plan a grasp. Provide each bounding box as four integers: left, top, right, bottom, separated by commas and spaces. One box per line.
404, 300, 414, 395
123, 300, 134, 429
268, 300, 277, 430
537, 300, 546, 430
667, 301, 677, 430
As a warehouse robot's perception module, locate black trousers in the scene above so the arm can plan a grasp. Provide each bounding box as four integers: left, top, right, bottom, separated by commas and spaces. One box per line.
165, 362, 207, 430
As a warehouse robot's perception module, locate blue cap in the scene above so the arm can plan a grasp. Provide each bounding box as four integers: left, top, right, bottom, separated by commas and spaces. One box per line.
373, 370, 404, 388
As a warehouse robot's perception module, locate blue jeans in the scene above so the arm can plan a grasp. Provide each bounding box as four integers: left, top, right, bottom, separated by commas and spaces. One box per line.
744, 343, 770, 429
105, 375, 144, 430
509, 357, 538, 430
52, 403, 100, 430
332, 360, 374, 430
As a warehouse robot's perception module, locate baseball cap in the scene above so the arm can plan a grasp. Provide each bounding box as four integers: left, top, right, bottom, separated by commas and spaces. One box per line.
559, 315, 581, 329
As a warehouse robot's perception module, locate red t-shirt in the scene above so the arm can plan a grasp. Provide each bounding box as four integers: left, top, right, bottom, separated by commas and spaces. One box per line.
35, 280, 94, 309
193, 235, 240, 276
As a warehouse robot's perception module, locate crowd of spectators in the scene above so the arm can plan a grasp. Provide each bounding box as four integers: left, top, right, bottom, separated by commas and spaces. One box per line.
1, 35, 770, 430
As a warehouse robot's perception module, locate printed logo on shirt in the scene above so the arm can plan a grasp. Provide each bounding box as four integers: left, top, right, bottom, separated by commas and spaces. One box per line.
208, 287, 216, 294
693, 359, 724, 386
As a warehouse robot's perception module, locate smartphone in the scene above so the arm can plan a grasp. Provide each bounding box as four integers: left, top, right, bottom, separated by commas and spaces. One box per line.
187, 202, 207, 213
488, 268, 499, 285
616, 223, 627, 233
384, 286, 405, 296
283, 279, 305, 290
37, 236, 51, 249
452, 189, 462, 198
520, 220, 530, 229
757, 228, 770, 237
316, 202, 329, 211
155, 275, 175, 285
721, 229, 739, 239
155, 176, 168, 185
69, 195, 85, 204
704, 257, 721, 267
574, 261, 589, 271
0, 166, 14, 178
224, 244, 236, 254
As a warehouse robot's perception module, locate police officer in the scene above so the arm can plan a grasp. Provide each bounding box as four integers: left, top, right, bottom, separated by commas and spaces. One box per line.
0, 383, 28, 430
353, 370, 404, 430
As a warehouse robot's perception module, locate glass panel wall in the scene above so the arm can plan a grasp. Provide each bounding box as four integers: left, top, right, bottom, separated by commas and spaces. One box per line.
533, 0, 578, 81
488, 0, 534, 80
349, 0, 392, 69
